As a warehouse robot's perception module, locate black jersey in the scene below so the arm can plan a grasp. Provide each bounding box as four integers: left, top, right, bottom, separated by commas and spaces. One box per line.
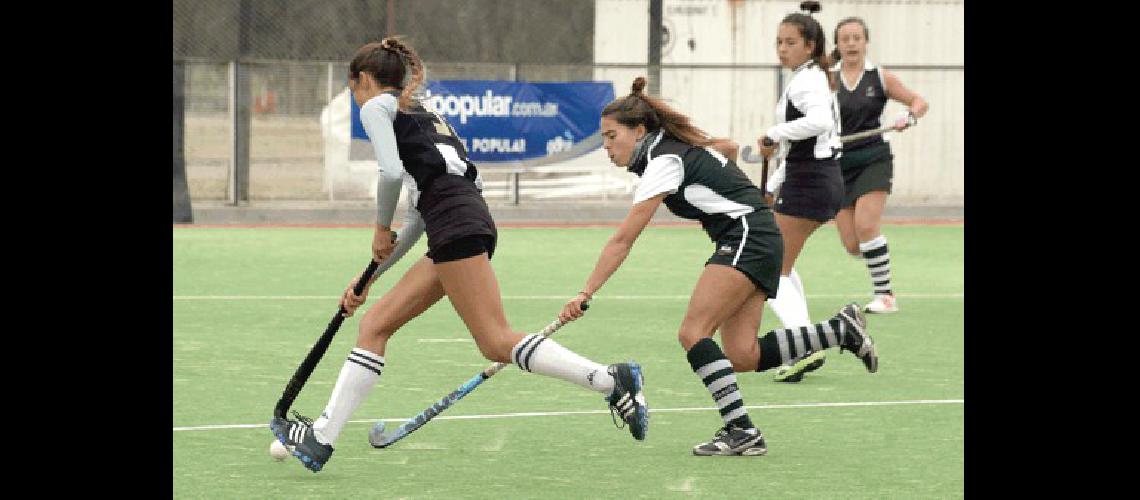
834, 60, 889, 151
628, 131, 769, 241
386, 92, 481, 195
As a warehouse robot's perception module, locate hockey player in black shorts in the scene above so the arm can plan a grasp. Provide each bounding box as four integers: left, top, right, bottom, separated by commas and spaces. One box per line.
270, 37, 648, 473
559, 75, 878, 457
830, 16, 929, 315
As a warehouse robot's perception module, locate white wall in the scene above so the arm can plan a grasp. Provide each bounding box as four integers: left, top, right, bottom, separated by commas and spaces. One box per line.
594, 0, 964, 205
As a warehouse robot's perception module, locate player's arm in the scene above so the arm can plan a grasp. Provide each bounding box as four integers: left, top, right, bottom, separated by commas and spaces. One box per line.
881, 69, 929, 126
580, 194, 663, 297
359, 94, 406, 262
560, 156, 681, 322
708, 138, 740, 163
341, 206, 426, 316
765, 75, 835, 142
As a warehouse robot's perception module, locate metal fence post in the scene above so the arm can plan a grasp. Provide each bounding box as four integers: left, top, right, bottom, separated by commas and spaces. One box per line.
327, 61, 335, 201
173, 59, 193, 223
648, 0, 662, 95
228, 61, 251, 205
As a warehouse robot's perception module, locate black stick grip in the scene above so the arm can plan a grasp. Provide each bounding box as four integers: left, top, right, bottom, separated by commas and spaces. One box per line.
342, 259, 381, 315
273, 259, 380, 419
759, 136, 774, 195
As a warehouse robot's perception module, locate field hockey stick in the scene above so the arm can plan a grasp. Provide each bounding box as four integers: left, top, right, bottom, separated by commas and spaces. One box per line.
368, 302, 589, 448
740, 137, 776, 193
840, 115, 917, 143
273, 233, 396, 420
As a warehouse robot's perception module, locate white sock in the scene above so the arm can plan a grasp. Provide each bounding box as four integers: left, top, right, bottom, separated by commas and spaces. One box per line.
312, 347, 384, 445
788, 267, 805, 298
767, 275, 812, 328
510, 335, 615, 394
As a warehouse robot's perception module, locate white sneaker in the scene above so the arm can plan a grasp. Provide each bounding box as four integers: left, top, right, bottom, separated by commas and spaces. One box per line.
864, 294, 898, 314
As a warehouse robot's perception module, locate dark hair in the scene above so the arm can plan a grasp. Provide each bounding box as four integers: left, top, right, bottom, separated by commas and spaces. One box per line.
601, 77, 713, 147
830, 17, 870, 65
781, 1, 836, 90
348, 36, 424, 111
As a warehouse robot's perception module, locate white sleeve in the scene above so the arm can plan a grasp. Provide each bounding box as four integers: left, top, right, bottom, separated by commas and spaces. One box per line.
766, 72, 835, 142
359, 94, 406, 227
633, 155, 684, 204
374, 207, 425, 275
765, 160, 785, 195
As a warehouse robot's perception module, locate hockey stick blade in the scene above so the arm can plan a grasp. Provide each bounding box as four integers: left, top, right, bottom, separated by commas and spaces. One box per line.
369, 303, 588, 448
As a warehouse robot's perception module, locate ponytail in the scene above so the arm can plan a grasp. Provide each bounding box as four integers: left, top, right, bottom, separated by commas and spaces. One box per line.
348, 36, 425, 111
781, 2, 835, 90
602, 77, 713, 147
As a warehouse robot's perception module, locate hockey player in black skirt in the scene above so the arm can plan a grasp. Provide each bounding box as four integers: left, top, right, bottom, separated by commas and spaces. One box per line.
830, 16, 929, 314
759, 2, 857, 383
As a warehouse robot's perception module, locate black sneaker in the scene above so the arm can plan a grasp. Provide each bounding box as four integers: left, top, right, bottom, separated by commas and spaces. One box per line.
772, 350, 827, 383
692, 425, 767, 456
836, 303, 878, 373
269, 412, 334, 472
606, 362, 649, 441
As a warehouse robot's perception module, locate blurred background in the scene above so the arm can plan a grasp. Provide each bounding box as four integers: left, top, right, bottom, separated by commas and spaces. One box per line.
172, 0, 963, 224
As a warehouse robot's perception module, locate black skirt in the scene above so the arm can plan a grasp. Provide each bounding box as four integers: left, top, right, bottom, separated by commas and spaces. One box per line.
773, 158, 844, 223
416, 174, 498, 261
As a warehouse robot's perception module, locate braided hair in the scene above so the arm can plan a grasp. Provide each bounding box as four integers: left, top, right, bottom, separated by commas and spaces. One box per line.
348, 36, 425, 111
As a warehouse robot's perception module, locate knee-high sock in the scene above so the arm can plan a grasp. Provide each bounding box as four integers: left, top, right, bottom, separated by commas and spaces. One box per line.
788, 267, 805, 298
860, 235, 893, 296
687, 337, 755, 430
511, 334, 615, 394
756, 316, 850, 371
312, 347, 384, 445
767, 275, 811, 328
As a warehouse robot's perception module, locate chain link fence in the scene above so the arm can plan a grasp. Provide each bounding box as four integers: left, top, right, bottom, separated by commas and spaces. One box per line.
175, 0, 964, 209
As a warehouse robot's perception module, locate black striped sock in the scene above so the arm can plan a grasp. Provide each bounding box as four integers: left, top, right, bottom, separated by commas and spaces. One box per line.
687, 337, 753, 430
756, 317, 848, 371
860, 235, 893, 296
510, 334, 548, 372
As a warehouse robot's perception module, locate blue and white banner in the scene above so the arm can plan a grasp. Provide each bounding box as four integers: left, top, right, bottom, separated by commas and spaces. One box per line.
351, 81, 615, 163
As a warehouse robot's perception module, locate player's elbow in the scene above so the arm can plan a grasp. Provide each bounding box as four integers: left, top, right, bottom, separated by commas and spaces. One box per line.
378, 165, 404, 183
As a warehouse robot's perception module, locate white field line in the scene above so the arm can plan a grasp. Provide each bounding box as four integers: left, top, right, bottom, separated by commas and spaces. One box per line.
173, 293, 963, 300
172, 399, 963, 432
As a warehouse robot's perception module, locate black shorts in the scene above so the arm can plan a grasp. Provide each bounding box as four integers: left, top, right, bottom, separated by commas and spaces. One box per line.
704, 210, 784, 299
773, 158, 844, 223
417, 175, 499, 263
840, 143, 894, 207
429, 234, 496, 263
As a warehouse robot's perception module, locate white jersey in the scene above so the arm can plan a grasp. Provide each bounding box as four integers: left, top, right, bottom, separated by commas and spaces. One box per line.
764, 59, 842, 192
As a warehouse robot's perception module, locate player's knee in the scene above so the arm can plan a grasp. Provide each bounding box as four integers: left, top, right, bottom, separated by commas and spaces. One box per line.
471, 334, 513, 363
722, 344, 759, 372
677, 327, 711, 351
360, 309, 398, 342
855, 224, 880, 243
